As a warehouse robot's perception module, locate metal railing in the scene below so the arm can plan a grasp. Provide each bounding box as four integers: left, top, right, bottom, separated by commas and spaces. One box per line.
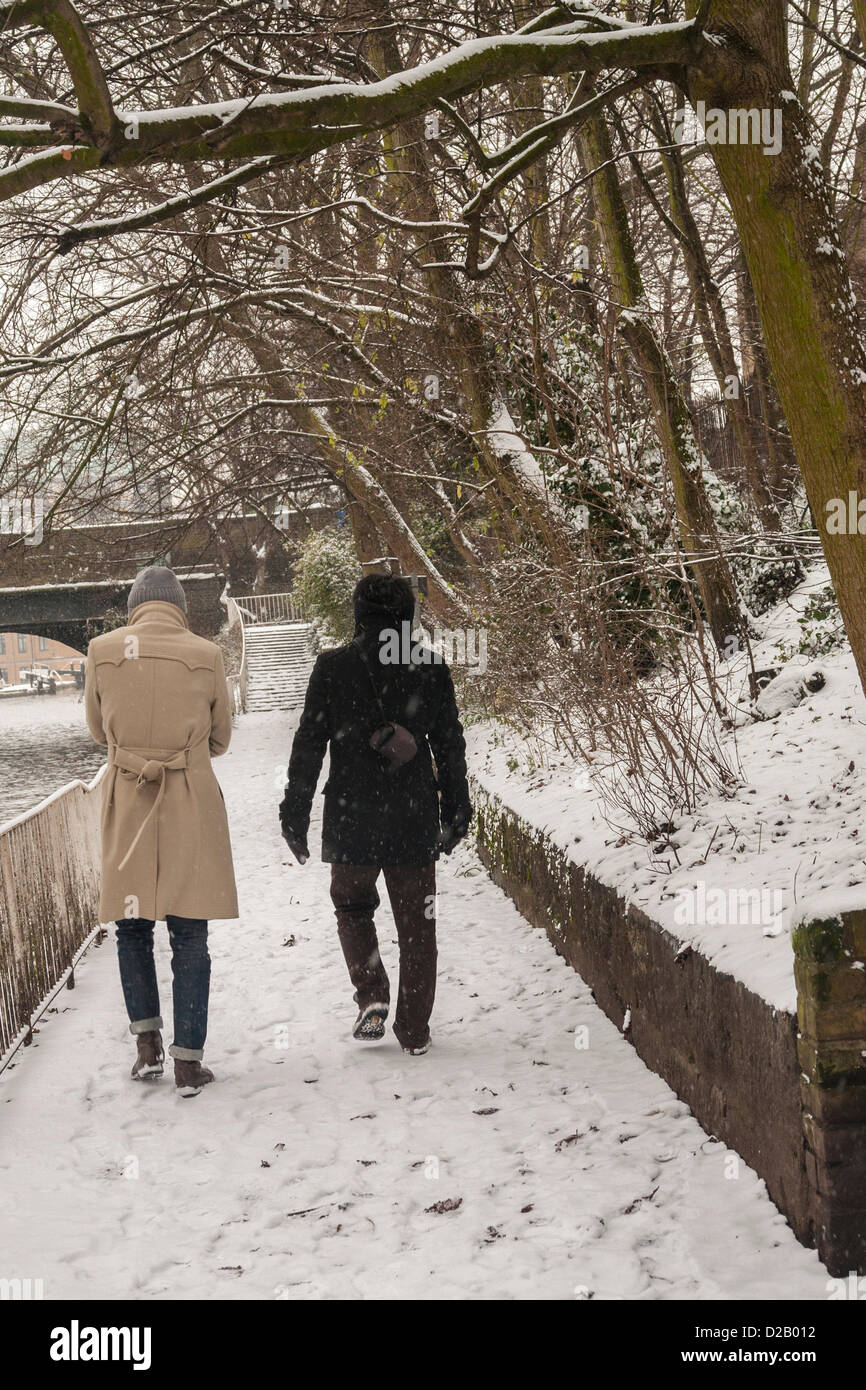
232, 592, 308, 626
224, 594, 248, 716
0, 769, 105, 1071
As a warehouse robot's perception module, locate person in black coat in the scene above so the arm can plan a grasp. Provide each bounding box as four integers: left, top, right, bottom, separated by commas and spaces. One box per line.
279, 574, 472, 1053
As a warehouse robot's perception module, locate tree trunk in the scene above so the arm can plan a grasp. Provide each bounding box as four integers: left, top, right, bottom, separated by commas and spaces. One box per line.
688, 0, 866, 693
346, 498, 387, 569
302, 405, 468, 622
362, 1, 577, 571
649, 101, 784, 530
735, 249, 800, 509
579, 112, 746, 652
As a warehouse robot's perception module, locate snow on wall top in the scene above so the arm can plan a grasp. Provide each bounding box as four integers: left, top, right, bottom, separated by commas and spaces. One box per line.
467, 565, 866, 1015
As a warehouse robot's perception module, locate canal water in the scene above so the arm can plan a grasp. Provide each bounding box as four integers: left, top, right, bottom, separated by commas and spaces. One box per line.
0, 692, 106, 825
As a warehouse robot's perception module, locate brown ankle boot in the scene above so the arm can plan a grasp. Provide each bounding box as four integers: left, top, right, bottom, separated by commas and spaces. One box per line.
174, 1059, 214, 1097
131, 1029, 164, 1080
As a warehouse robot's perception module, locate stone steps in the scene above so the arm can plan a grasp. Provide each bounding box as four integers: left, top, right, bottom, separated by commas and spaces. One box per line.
244, 622, 315, 712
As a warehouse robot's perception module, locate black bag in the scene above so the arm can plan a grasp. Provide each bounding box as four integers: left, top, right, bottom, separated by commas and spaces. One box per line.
369, 721, 418, 768
357, 640, 418, 772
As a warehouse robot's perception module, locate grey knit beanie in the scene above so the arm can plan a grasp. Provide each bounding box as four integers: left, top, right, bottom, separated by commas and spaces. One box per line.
127, 566, 188, 614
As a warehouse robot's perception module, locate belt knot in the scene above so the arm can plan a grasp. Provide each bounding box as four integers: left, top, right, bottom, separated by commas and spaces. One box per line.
137, 759, 165, 784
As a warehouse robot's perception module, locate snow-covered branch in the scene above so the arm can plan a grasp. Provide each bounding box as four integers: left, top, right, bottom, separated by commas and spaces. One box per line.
0, 16, 706, 207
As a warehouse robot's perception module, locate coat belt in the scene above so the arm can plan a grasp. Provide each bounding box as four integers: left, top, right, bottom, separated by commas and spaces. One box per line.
110, 745, 192, 873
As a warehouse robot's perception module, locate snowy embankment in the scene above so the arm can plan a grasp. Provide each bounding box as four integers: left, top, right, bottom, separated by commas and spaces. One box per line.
0, 712, 829, 1299
466, 565, 865, 1014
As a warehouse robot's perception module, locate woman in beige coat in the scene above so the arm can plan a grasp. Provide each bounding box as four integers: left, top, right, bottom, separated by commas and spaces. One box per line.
86, 567, 238, 1096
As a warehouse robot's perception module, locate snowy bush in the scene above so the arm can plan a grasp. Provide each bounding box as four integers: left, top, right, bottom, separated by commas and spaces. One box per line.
290, 527, 361, 645
777, 584, 846, 661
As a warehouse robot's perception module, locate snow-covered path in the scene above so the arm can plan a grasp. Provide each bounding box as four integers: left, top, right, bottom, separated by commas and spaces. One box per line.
0, 713, 830, 1300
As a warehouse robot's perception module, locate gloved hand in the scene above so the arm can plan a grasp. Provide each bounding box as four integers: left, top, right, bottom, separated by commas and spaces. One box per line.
281, 825, 309, 865
437, 811, 471, 856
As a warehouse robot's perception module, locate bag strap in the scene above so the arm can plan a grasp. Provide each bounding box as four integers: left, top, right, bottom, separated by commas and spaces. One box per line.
354, 637, 390, 725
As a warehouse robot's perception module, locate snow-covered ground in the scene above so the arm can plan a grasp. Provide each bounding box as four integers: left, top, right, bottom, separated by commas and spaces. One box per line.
0, 711, 830, 1299
467, 564, 866, 1014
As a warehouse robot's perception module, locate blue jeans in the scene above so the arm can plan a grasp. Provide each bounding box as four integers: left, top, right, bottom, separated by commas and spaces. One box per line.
115, 917, 210, 1061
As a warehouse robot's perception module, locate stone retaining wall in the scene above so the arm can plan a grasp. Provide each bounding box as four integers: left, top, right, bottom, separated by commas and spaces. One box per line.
473, 778, 866, 1275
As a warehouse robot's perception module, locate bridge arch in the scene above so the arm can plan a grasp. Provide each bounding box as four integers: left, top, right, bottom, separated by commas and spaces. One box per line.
0, 573, 226, 659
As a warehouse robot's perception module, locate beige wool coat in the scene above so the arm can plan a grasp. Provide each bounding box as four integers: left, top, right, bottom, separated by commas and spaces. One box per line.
85, 601, 239, 923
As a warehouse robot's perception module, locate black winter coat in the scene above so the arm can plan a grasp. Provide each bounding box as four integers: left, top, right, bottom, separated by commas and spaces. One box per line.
280, 631, 472, 865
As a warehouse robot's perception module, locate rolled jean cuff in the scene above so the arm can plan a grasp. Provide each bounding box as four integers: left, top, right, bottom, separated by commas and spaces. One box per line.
129, 1016, 163, 1035
169, 1043, 204, 1062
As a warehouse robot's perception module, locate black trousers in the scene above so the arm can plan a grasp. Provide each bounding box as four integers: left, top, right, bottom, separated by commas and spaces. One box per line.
329, 863, 437, 1050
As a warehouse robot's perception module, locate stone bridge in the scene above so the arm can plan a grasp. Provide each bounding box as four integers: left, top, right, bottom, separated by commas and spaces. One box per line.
0, 572, 226, 650
0, 506, 340, 647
